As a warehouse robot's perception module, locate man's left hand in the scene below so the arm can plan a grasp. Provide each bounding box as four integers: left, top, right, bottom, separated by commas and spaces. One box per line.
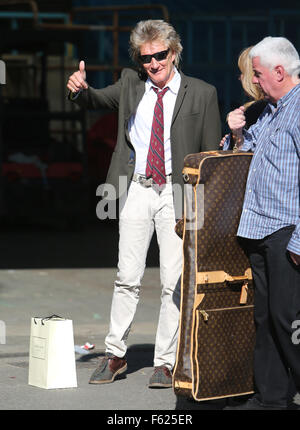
289, 251, 300, 265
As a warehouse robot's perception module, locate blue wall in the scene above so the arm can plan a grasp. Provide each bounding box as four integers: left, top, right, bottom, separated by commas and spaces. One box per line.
71, 1, 300, 129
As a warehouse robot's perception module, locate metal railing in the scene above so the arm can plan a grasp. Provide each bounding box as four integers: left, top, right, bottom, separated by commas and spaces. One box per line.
0, 0, 68, 25
173, 11, 300, 124
1, 2, 300, 126
0, 2, 169, 82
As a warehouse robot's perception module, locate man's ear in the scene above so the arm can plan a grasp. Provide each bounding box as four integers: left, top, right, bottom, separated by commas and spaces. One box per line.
274, 65, 285, 82
171, 50, 176, 64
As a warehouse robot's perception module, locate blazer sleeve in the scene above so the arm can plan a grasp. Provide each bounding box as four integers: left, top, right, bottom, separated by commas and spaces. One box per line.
201, 86, 222, 151
69, 74, 123, 111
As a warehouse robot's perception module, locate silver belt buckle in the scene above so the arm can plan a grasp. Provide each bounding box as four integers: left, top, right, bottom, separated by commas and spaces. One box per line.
144, 177, 153, 187
141, 176, 152, 187
134, 173, 171, 187
134, 174, 152, 187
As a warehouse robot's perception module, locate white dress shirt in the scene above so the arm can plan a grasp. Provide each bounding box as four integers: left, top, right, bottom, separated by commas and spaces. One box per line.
128, 67, 181, 175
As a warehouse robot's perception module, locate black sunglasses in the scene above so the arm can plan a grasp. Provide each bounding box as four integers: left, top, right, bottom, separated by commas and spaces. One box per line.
139, 48, 170, 64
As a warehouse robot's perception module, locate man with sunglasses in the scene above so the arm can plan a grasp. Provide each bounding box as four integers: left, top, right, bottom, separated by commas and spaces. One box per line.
67, 19, 221, 388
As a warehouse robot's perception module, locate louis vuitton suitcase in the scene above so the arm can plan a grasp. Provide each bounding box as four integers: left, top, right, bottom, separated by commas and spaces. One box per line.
173, 150, 255, 402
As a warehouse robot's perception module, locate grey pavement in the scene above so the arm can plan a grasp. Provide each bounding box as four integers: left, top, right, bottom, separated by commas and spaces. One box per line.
0, 218, 226, 413
0, 267, 226, 412
1, 218, 297, 414
0, 267, 166, 409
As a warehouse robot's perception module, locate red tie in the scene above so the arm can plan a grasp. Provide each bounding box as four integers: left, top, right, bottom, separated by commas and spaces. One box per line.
146, 86, 169, 185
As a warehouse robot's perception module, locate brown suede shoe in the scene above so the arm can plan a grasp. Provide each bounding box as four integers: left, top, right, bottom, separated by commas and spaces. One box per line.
148, 366, 173, 388
89, 355, 127, 384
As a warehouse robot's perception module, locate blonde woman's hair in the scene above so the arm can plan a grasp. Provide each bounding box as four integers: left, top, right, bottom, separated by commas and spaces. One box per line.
238, 46, 265, 108
129, 19, 183, 68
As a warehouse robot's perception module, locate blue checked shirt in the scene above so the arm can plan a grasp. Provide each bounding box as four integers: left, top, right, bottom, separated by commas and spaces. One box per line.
224, 84, 300, 255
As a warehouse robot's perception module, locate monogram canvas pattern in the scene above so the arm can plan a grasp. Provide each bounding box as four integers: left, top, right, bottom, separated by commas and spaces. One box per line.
195, 305, 254, 399
173, 151, 255, 401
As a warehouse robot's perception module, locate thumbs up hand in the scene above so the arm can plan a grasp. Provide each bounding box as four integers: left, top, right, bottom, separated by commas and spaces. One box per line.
67, 60, 88, 93
79, 60, 86, 81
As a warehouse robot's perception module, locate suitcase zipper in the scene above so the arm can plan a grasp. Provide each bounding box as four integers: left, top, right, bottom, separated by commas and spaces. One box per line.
199, 305, 253, 322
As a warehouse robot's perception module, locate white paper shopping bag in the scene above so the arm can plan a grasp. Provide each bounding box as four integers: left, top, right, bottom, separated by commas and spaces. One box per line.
28, 315, 77, 389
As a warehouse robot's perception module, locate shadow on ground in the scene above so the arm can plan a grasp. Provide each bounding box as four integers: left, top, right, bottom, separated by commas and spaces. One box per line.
75, 344, 231, 410
0, 216, 159, 269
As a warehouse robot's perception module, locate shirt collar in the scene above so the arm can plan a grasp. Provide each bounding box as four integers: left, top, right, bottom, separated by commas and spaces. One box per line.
276, 82, 300, 109
145, 67, 181, 95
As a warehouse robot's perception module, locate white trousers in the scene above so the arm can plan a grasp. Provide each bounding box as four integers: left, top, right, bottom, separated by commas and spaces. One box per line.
105, 181, 183, 369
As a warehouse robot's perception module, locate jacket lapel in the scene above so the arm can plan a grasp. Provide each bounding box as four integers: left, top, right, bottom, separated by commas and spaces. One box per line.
172, 71, 188, 125
124, 78, 145, 143
134, 79, 146, 112
125, 79, 145, 121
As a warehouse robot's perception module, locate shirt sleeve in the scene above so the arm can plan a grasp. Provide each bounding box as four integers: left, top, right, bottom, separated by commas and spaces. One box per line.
221, 129, 255, 152
241, 129, 257, 152
286, 120, 300, 256
287, 226, 300, 256
222, 134, 232, 150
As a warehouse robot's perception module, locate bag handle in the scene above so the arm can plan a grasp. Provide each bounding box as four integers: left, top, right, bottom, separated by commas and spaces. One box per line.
34, 315, 65, 325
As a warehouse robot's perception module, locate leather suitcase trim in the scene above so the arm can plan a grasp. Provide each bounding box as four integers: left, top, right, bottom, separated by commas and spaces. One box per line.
182, 151, 254, 186
191, 391, 254, 402
190, 185, 200, 400
182, 167, 200, 176
174, 380, 193, 389
196, 268, 252, 284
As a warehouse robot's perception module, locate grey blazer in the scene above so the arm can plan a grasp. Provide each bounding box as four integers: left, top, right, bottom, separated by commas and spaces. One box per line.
72, 68, 221, 202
